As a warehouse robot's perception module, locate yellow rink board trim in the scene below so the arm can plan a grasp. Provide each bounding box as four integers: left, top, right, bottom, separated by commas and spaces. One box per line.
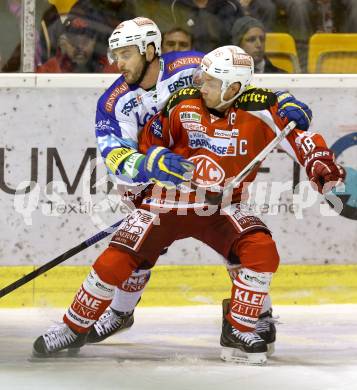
1, 264, 357, 308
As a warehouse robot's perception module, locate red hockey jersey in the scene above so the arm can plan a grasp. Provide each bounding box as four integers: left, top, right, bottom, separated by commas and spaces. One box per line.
139, 86, 327, 205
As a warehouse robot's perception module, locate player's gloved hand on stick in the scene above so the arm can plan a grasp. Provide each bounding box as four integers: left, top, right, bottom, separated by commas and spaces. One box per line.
276, 91, 312, 131
143, 146, 195, 189
304, 147, 345, 193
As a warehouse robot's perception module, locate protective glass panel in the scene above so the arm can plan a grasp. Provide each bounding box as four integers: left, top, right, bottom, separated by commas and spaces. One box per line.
1, 1, 357, 73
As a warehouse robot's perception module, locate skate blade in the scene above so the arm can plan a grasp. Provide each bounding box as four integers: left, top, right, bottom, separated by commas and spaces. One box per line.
32, 347, 81, 358
87, 325, 132, 344
220, 347, 267, 366
266, 342, 275, 357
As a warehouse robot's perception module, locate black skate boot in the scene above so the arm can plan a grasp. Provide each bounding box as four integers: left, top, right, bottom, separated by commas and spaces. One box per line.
87, 308, 134, 343
33, 323, 87, 356
220, 299, 267, 365
256, 308, 276, 357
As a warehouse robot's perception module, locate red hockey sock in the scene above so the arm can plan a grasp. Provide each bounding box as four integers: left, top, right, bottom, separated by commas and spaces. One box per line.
63, 247, 140, 333
227, 268, 272, 332
64, 268, 116, 333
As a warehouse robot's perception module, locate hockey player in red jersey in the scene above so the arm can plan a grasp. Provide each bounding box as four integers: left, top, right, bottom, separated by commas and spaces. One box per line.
33, 45, 344, 364
91, 16, 312, 346
32, 17, 313, 356
134, 46, 345, 364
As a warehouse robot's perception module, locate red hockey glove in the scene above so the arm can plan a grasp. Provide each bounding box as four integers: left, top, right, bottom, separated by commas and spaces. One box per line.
304, 148, 345, 193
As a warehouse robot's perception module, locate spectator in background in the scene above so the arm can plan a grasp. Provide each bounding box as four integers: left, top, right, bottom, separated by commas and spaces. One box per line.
162, 27, 193, 53
170, 0, 244, 53
37, 0, 136, 68
0, 0, 21, 72
332, 0, 357, 32
37, 16, 117, 73
274, 0, 357, 71
134, 0, 177, 32
2, 0, 63, 70
232, 16, 286, 73
67, 0, 136, 58
37, 1, 64, 66
37, 1, 84, 67
239, 0, 277, 31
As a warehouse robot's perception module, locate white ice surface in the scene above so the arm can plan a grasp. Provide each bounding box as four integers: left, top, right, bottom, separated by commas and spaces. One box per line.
0, 305, 356, 390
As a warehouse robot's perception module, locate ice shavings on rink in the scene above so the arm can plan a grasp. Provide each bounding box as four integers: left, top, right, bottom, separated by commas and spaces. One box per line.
0, 305, 356, 390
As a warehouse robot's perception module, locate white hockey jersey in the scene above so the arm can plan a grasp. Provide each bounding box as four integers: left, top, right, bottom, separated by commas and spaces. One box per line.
95, 50, 203, 183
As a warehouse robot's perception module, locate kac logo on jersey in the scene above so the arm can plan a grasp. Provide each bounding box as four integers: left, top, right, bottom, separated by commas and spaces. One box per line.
188, 155, 225, 187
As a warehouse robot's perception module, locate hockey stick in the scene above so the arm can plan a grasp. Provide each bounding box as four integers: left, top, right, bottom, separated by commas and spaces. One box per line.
206, 120, 297, 205
0, 121, 296, 297
0, 220, 123, 298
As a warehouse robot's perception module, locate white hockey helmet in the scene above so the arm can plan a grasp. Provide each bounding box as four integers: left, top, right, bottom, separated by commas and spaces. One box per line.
200, 45, 254, 106
108, 17, 162, 59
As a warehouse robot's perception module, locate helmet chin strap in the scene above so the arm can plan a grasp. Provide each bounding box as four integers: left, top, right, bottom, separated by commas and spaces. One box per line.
214, 83, 242, 111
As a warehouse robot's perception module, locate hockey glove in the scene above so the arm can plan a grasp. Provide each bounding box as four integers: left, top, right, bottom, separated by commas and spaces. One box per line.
276, 91, 312, 131
304, 147, 345, 193
143, 146, 195, 189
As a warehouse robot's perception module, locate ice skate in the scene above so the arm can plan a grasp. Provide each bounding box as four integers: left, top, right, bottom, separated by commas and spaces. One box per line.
220, 317, 267, 365
256, 309, 277, 357
33, 322, 87, 356
220, 299, 267, 365
222, 298, 276, 357
87, 308, 134, 343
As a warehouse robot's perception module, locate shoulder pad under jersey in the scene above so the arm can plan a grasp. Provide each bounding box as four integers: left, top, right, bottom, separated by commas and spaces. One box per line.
160, 50, 204, 81
163, 87, 201, 117
98, 75, 131, 114
235, 86, 277, 111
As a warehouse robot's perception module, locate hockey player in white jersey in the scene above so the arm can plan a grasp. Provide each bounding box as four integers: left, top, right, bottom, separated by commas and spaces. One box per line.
91, 17, 206, 344
33, 16, 313, 355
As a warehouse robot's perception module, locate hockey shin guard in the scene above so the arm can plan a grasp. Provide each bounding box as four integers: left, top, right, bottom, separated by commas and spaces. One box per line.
64, 268, 115, 333
228, 268, 272, 332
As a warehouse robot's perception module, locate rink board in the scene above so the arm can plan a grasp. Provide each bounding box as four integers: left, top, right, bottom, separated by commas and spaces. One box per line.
0, 75, 356, 267
1, 264, 357, 308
